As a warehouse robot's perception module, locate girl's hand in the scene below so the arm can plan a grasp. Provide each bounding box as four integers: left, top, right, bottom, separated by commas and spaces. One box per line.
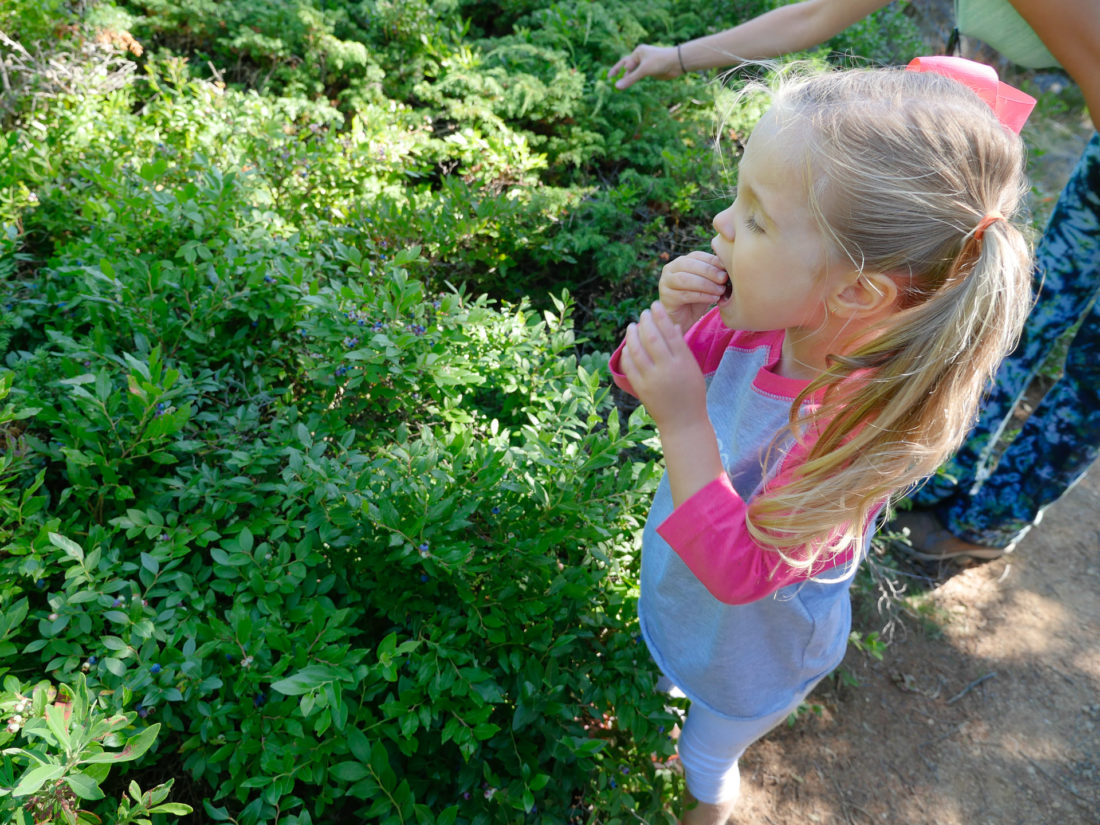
619, 301, 708, 433
607, 44, 680, 89
658, 251, 729, 331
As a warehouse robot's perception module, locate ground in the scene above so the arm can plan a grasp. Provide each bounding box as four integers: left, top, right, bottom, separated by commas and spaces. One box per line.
718, 5, 1100, 822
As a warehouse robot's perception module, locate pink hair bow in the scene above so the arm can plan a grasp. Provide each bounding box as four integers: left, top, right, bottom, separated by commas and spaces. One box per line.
906, 56, 1036, 134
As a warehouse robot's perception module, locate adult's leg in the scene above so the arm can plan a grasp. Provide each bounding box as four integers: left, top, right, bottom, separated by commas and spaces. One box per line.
938, 294, 1100, 547
912, 133, 1100, 512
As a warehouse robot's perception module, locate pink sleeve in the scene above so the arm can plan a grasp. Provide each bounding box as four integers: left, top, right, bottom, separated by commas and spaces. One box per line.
656, 465, 860, 605
610, 308, 736, 397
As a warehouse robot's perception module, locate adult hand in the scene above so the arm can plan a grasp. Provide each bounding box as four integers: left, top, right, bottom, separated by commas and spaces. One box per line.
607, 44, 681, 89
658, 251, 728, 331
619, 301, 708, 432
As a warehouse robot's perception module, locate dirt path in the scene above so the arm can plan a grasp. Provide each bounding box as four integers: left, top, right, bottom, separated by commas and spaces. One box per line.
730, 468, 1100, 825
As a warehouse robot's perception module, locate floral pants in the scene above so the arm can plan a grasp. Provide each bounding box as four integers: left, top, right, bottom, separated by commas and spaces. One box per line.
912, 132, 1100, 549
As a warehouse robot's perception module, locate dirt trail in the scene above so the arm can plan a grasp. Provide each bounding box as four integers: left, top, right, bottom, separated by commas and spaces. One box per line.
730, 466, 1100, 824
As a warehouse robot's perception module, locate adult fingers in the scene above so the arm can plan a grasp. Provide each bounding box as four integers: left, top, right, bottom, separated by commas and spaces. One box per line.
607, 51, 638, 80
615, 64, 647, 90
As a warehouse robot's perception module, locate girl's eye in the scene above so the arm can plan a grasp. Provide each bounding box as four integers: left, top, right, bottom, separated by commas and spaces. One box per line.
745, 216, 764, 233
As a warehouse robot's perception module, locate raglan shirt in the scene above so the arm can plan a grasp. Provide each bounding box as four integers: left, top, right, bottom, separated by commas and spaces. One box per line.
610, 309, 875, 720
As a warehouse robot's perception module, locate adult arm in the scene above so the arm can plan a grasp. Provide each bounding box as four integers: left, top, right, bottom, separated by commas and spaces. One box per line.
1009, 0, 1100, 130
609, 0, 893, 89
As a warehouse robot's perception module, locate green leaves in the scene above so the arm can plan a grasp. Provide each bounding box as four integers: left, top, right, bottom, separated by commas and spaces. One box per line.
12, 764, 66, 797
1, 674, 189, 822
270, 665, 343, 697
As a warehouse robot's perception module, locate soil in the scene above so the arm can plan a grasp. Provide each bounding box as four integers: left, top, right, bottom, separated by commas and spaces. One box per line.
722, 5, 1100, 822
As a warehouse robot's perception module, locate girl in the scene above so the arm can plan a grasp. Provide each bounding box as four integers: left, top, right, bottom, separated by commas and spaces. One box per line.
610, 59, 1034, 823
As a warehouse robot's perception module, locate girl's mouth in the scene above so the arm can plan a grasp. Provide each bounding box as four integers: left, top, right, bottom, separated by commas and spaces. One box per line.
719, 274, 733, 304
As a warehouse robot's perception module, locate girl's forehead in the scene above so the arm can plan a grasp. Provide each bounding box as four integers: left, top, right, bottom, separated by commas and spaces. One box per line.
742, 111, 814, 189
746, 107, 808, 155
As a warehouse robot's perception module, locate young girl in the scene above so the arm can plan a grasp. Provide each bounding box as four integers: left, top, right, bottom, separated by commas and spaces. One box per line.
610, 58, 1034, 823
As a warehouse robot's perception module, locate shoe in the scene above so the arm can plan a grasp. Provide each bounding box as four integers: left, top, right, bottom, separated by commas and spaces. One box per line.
891, 509, 1012, 563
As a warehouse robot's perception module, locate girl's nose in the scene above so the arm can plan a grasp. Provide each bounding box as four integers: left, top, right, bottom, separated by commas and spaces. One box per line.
712, 204, 736, 240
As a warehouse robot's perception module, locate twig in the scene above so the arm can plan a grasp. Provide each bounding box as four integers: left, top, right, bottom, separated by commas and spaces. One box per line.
1026, 757, 1100, 814
946, 671, 996, 704
885, 760, 916, 795
830, 777, 858, 825
918, 722, 963, 750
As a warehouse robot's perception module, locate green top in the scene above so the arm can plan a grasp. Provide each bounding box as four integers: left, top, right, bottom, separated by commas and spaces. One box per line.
955, 0, 1061, 68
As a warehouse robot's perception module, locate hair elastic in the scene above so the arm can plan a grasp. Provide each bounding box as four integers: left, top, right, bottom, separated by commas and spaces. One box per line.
974, 211, 1005, 241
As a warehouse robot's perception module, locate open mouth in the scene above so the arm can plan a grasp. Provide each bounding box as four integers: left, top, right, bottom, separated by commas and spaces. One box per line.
720, 276, 733, 302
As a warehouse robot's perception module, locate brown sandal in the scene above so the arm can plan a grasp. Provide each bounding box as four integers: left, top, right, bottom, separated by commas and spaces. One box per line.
892, 509, 1011, 562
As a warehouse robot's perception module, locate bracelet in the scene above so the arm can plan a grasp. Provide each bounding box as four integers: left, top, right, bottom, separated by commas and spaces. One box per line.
677, 44, 687, 74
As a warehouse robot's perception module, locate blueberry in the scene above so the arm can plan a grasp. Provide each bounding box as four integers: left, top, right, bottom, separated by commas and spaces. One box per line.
150, 664, 161, 674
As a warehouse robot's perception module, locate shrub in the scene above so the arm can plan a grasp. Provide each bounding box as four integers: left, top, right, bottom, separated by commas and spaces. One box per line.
2, 145, 678, 818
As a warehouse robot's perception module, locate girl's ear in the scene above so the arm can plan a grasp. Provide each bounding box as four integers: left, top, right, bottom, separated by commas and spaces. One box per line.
830, 271, 899, 319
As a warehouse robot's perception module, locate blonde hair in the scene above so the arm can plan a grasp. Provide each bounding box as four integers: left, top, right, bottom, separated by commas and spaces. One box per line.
740, 66, 1033, 570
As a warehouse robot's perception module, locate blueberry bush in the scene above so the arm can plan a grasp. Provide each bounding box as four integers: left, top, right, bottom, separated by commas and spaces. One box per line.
1, 0, 922, 821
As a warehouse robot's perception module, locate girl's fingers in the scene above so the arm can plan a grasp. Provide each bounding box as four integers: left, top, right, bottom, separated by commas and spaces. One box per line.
676, 252, 729, 286
619, 338, 638, 379
662, 256, 727, 293
636, 308, 676, 361
650, 301, 683, 339
623, 322, 652, 370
